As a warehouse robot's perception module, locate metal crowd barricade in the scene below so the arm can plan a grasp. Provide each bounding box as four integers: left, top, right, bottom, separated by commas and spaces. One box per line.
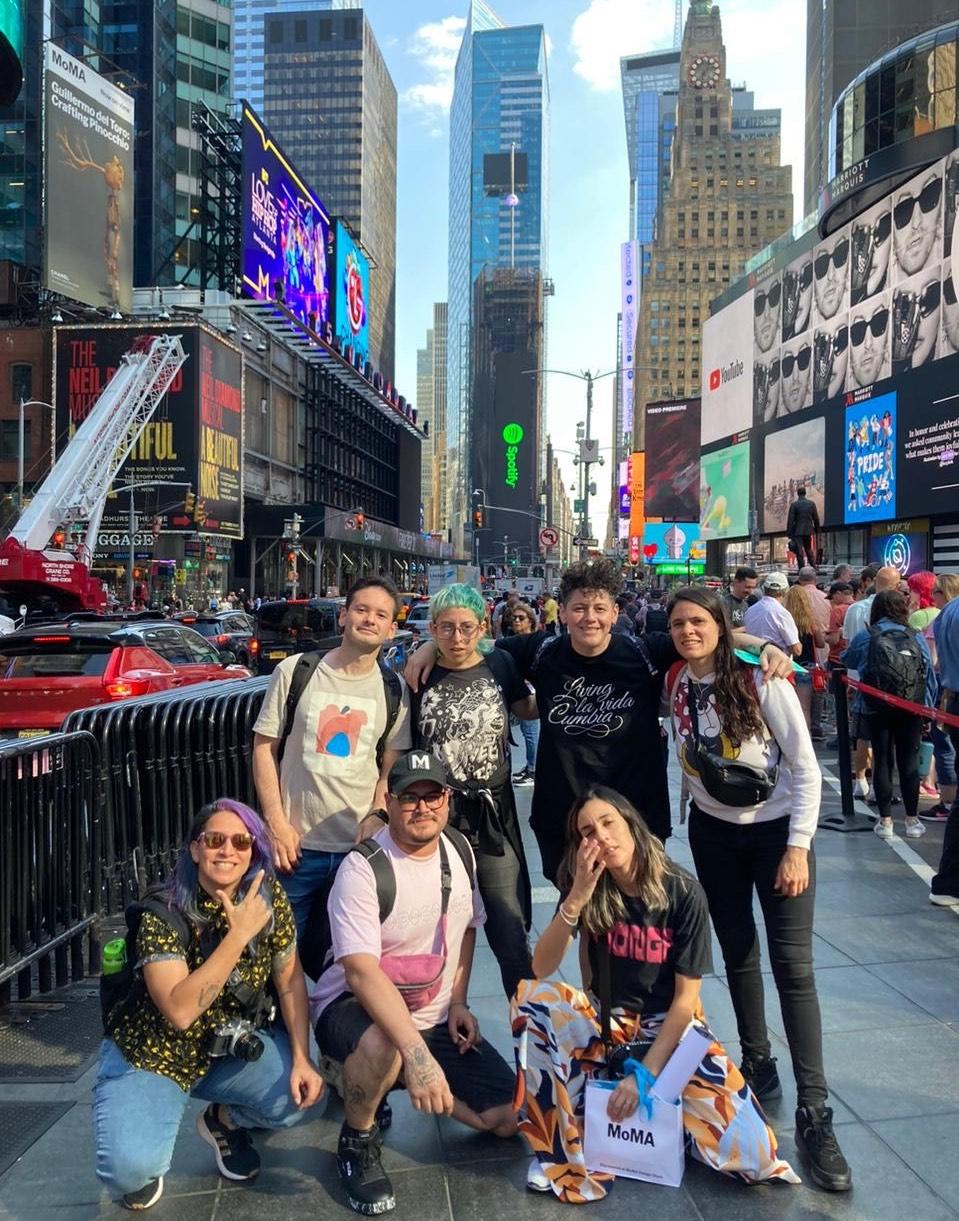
62, 677, 270, 912
0, 731, 101, 1003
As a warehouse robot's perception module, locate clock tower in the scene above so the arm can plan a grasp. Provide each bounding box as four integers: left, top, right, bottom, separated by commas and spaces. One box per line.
675, 2, 730, 151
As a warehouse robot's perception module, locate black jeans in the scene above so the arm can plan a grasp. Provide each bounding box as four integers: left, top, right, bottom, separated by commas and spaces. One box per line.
933, 693, 959, 898
791, 535, 815, 567
689, 807, 828, 1109
475, 842, 532, 999
868, 709, 922, 820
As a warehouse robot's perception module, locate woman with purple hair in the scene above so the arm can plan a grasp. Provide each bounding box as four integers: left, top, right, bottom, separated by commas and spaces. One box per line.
93, 798, 324, 1211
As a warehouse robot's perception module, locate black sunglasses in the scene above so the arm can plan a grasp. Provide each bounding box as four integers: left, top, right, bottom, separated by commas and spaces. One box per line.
799, 262, 813, 289
873, 211, 891, 243
782, 346, 812, 377
832, 324, 849, 354
754, 282, 781, 315
815, 237, 849, 279
850, 307, 889, 345
893, 178, 942, 230
918, 280, 941, 317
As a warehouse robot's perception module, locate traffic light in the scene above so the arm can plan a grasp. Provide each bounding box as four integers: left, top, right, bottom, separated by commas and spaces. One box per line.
195, 498, 207, 522
184, 491, 196, 515
51, 529, 66, 547
471, 490, 486, 529
354, 510, 365, 529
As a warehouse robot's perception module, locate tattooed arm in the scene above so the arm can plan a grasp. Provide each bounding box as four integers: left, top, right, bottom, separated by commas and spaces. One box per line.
342, 953, 454, 1115
143, 933, 250, 1032
273, 947, 325, 1108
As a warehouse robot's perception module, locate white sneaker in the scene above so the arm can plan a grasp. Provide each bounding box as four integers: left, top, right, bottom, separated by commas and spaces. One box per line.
853, 777, 869, 798
930, 892, 959, 907
873, 819, 894, 839
526, 1158, 551, 1193
904, 819, 927, 838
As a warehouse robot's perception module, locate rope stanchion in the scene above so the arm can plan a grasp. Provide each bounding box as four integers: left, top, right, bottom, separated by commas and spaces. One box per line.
819, 666, 874, 833
842, 675, 959, 727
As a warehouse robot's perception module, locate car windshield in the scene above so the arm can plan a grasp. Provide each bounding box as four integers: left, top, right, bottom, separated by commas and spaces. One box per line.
186, 620, 220, 637
0, 648, 112, 678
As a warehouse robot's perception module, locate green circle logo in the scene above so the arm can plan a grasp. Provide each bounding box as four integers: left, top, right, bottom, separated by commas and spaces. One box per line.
502, 422, 525, 445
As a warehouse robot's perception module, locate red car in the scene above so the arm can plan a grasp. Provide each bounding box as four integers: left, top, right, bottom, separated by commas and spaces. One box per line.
0, 618, 252, 739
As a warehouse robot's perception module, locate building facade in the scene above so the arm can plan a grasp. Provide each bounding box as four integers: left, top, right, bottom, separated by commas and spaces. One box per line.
232, 0, 344, 113
262, 6, 397, 379
805, 0, 955, 216
633, 0, 792, 433
417, 332, 434, 531
621, 50, 681, 257
447, 2, 549, 558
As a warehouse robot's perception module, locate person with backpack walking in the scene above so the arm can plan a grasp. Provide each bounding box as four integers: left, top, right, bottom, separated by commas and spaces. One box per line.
843, 590, 936, 840
93, 799, 323, 1211
665, 586, 852, 1193
412, 583, 537, 997
311, 751, 519, 1216
252, 577, 412, 938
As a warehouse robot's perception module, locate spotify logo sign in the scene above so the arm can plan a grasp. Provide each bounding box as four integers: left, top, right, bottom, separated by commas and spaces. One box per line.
503, 422, 525, 489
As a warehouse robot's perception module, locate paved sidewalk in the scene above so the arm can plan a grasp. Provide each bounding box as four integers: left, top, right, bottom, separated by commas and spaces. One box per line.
1, 746, 958, 1220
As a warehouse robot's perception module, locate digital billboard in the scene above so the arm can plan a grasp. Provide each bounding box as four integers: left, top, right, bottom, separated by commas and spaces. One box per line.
700, 440, 749, 539
620, 240, 638, 436
0, 0, 24, 105
332, 220, 370, 363
763, 417, 825, 535
54, 325, 244, 541
644, 397, 701, 520
241, 104, 331, 332
844, 390, 896, 525
868, 520, 930, 577
642, 522, 704, 565
701, 290, 753, 444
43, 45, 134, 312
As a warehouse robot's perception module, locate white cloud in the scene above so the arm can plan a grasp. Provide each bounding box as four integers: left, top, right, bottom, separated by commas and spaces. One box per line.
570, 0, 674, 92
402, 15, 467, 126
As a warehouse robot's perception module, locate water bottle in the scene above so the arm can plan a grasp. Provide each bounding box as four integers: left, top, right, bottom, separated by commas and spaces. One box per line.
101, 938, 127, 976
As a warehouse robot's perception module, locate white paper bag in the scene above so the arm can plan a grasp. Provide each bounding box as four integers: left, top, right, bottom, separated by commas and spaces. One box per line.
583, 1080, 685, 1187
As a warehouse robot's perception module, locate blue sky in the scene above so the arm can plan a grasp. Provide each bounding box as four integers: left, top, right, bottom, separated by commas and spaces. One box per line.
358, 0, 806, 538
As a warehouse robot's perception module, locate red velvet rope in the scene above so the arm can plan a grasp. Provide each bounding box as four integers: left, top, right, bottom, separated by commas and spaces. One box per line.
841, 674, 959, 728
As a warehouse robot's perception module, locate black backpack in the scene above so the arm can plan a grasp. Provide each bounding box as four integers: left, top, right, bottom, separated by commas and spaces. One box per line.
861, 624, 927, 709
276, 652, 402, 768
299, 826, 475, 981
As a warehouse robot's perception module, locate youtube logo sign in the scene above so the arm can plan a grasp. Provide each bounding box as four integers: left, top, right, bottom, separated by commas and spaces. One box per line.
701, 290, 755, 444
709, 368, 721, 391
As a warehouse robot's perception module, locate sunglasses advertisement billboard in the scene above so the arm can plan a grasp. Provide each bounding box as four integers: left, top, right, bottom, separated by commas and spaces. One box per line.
643, 397, 702, 521
700, 440, 749, 539
241, 105, 331, 332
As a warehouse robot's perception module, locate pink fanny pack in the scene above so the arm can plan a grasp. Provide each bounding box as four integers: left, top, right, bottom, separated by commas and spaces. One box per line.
378, 839, 452, 1012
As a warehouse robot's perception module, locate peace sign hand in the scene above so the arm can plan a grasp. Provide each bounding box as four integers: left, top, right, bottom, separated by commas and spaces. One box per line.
216, 869, 272, 946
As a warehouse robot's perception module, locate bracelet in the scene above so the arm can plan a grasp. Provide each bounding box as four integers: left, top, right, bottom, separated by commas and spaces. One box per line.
449, 1000, 469, 1010
558, 903, 580, 927
369, 808, 388, 823
758, 640, 773, 654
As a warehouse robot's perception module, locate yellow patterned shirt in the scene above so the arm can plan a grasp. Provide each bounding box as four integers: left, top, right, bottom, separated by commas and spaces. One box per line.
110, 878, 296, 1091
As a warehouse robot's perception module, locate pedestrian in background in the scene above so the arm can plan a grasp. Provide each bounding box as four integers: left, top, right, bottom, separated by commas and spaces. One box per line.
506, 601, 540, 787
743, 572, 801, 655
785, 583, 826, 734
931, 574, 959, 904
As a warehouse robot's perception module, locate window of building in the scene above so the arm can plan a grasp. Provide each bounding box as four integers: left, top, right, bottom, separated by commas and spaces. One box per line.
10, 363, 32, 403
0, 419, 28, 461
268, 19, 283, 44
319, 18, 332, 39
294, 19, 307, 43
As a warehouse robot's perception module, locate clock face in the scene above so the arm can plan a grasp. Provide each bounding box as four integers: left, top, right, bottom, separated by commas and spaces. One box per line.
688, 53, 720, 89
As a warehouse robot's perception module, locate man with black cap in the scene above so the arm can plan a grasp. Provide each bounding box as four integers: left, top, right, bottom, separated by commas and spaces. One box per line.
312, 750, 518, 1216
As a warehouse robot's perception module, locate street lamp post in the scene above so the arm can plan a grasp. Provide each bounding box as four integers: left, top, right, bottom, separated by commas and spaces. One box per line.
111, 480, 192, 605
16, 399, 58, 510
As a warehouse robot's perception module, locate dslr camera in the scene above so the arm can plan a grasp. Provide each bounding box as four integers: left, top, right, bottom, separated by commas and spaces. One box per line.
209, 1017, 265, 1063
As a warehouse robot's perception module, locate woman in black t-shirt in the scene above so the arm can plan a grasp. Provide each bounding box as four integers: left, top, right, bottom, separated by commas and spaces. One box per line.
511, 786, 798, 1203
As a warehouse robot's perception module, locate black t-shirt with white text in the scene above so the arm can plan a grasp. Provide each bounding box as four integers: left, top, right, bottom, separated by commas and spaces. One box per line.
585, 868, 713, 1017
499, 630, 677, 844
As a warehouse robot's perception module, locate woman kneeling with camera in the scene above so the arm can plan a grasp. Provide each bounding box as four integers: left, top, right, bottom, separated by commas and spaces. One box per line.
511, 786, 798, 1203
93, 800, 323, 1211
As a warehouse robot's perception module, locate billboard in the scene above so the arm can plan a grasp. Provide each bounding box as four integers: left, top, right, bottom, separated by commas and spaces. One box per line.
700, 441, 749, 539
54, 325, 244, 541
644, 397, 701, 520
762, 417, 825, 535
843, 390, 896, 524
241, 104, 331, 332
701, 290, 753, 444
868, 520, 930, 577
642, 522, 704, 565
43, 45, 134, 312
0, 0, 24, 105
332, 221, 370, 363
620, 240, 639, 436
628, 451, 645, 538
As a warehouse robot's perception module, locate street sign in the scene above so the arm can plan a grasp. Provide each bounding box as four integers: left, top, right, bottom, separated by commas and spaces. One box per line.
573, 498, 586, 514
572, 536, 599, 548
539, 526, 559, 550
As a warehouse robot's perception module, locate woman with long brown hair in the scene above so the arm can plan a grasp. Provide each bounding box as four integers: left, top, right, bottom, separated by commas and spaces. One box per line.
665, 585, 851, 1194
510, 785, 798, 1203
785, 583, 826, 730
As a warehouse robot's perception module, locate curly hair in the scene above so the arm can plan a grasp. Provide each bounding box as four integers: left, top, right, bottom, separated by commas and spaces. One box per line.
665, 586, 765, 748
559, 558, 621, 605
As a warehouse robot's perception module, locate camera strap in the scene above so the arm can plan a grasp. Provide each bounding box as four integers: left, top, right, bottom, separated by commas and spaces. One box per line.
597, 937, 613, 1049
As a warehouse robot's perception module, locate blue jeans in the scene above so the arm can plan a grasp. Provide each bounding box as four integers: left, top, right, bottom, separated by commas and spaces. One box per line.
92, 1031, 307, 1199
279, 848, 345, 942
519, 717, 539, 770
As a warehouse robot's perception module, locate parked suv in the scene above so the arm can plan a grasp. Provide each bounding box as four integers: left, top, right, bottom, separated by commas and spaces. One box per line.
173, 609, 257, 668
0, 618, 252, 739
253, 598, 345, 675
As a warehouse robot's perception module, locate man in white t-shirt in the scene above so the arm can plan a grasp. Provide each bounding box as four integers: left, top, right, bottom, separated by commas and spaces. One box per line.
743, 573, 801, 655
313, 751, 518, 1216
252, 577, 412, 936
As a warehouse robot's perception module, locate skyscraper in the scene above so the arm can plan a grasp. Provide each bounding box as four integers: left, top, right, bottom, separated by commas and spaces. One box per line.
634, 0, 792, 428
805, 0, 953, 215
232, 0, 348, 113
262, 7, 397, 379
621, 50, 681, 255
417, 330, 435, 531
447, 1, 549, 557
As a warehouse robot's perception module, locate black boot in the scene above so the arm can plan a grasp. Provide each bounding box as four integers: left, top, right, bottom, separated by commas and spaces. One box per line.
337, 1124, 395, 1215
795, 1105, 852, 1192
740, 1053, 783, 1103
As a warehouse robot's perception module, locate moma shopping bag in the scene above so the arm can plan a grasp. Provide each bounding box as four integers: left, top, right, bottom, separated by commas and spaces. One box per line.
583, 1080, 685, 1187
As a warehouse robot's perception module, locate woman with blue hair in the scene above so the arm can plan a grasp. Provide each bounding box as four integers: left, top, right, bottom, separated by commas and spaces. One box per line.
92, 798, 323, 1211
413, 583, 537, 997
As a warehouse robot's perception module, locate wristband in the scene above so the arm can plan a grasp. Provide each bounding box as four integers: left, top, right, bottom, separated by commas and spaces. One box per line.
369, 808, 388, 823
558, 903, 580, 927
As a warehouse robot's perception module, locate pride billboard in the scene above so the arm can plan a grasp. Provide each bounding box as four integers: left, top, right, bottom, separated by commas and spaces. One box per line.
240, 104, 331, 332
332, 220, 370, 363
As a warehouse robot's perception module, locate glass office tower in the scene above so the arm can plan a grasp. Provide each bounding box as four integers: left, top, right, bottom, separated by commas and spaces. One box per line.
447, 1, 549, 555
621, 49, 681, 255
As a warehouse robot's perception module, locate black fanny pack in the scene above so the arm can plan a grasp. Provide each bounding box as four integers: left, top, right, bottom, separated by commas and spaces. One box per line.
687, 676, 778, 808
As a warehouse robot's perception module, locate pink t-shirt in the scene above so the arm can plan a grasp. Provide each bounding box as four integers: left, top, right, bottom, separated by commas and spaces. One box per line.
309, 827, 485, 1030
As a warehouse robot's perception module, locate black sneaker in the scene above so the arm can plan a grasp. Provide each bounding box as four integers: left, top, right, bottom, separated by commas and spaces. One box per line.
740, 1054, 782, 1102
122, 1177, 163, 1211
375, 1097, 393, 1132
337, 1125, 395, 1215
196, 1105, 261, 1181
795, 1105, 852, 1192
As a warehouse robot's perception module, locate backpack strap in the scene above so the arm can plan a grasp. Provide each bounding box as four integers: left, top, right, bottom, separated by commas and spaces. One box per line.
440, 824, 476, 893
276, 651, 323, 764
622, 631, 659, 679
375, 663, 403, 771
529, 632, 559, 676
349, 838, 398, 922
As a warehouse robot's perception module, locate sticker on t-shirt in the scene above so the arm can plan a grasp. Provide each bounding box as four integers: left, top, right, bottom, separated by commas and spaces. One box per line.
305, 694, 379, 774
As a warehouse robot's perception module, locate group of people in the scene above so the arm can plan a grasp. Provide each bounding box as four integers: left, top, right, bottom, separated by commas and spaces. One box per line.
94, 562, 877, 1213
